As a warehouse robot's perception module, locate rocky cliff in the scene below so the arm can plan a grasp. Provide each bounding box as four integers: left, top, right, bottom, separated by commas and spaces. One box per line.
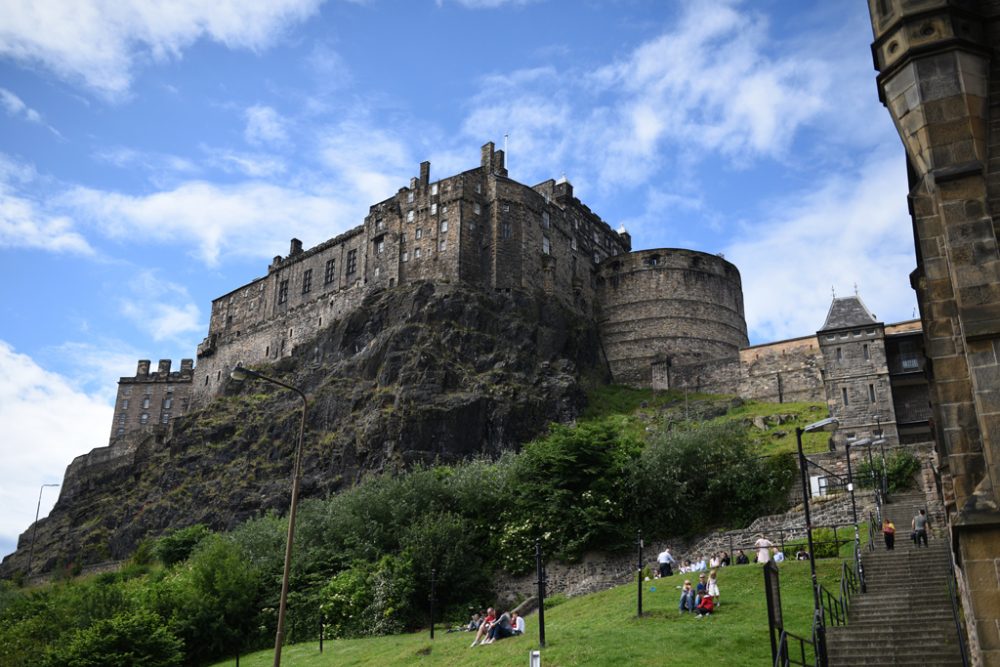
2, 282, 605, 577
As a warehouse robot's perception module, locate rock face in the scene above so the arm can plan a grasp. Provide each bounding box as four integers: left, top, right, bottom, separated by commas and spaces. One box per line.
1, 282, 605, 577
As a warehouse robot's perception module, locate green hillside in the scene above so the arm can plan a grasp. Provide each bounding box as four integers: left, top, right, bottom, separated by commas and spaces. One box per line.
213, 558, 839, 667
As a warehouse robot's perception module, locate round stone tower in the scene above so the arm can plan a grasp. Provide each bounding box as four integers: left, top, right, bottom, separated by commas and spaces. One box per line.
596, 249, 748, 387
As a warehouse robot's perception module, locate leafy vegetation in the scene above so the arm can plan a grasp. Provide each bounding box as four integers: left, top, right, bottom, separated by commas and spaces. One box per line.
0, 388, 823, 664
856, 450, 921, 493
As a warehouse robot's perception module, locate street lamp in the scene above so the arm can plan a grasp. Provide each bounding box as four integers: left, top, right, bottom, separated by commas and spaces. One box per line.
26, 483, 60, 575
844, 437, 870, 592
231, 363, 308, 667
796, 417, 838, 666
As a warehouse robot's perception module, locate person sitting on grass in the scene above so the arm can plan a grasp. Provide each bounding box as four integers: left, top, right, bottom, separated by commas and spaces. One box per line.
735, 549, 750, 565
466, 612, 482, 631
679, 579, 696, 612
695, 573, 708, 603
720, 551, 731, 567
482, 610, 514, 644
695, 592, 715, 618
796, 547, 809, 561
772, 547, 785, 563
469, 608, 495, 647
511, 611, 526, 636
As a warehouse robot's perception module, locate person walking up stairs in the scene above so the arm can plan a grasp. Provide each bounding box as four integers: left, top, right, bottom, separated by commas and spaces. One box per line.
825, 491, 964, 666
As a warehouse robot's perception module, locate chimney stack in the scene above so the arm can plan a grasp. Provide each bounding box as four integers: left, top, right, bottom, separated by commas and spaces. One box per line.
137, 360, 150, 377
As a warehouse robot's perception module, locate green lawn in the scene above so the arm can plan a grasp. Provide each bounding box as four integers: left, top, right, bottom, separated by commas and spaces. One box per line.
213, 559, 840, 667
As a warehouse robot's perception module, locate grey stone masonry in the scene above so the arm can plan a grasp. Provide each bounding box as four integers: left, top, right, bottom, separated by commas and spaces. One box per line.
109, 359, 193, 445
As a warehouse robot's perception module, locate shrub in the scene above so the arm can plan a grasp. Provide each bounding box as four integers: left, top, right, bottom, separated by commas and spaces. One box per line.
44, 609, 182, 667
856, 450, 921, 493
154, 524, 211, 567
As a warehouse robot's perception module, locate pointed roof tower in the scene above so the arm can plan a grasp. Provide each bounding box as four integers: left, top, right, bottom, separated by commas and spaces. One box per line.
820, 295, 880, 332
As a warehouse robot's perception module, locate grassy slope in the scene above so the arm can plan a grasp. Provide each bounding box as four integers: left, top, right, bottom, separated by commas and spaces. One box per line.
581, 386, 831, 455
214, 559, 840, 667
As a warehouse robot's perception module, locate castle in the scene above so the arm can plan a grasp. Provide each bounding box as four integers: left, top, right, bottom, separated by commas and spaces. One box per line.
108, 143, 931, 457
108, 142, 751, 442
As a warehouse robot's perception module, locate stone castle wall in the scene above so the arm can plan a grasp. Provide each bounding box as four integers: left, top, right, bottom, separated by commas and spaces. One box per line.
109, 359, 193, 444
596, 249, 748, 387
191, 142, 654, 404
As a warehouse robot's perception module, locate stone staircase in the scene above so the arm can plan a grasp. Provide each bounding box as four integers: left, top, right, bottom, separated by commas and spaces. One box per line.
825, 492, 964, 666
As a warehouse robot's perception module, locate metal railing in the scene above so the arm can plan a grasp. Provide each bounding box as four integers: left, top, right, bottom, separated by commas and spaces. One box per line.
945, 545, 971, 667
818, 560, 859, 628
773, 627, 819, 667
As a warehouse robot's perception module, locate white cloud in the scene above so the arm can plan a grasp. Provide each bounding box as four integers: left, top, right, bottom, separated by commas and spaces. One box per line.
317, 120, 414, 204
460, 1, 831, 190
60, 180, 354, 265
0, 0, 325, 98
0, 87, 43, 124
0, 341, 113, 558
437, 0, 537, 7
0, 155, 94, 255
48, 341, 145, 403
206, 148, 288, 178
725, 145, 918, 344
118, 270, 204, 343
244, 105, 290, 147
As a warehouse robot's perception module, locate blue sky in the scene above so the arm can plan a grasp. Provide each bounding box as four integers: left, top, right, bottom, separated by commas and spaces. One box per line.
0, 0, 917, 558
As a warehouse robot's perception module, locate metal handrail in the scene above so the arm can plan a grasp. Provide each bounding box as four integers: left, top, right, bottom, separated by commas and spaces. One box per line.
773, 628, 818, 667
945, 549, 970, 667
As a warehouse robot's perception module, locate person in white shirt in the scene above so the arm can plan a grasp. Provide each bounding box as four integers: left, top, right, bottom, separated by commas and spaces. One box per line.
772, 547, 785, 563
511, 611, 526, 635
754, 535, 774, 563
657, 548, 676, 577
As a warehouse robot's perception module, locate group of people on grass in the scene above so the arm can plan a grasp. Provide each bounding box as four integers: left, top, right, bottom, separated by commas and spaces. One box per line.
467, 607, 525, 647
678, 570, 720, 617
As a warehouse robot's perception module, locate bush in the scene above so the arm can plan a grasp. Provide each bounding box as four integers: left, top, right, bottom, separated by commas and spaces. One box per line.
319, 555, 414, 638
44, 609, 182, 667
856, 450, 921, 493
154, 525, 211, 567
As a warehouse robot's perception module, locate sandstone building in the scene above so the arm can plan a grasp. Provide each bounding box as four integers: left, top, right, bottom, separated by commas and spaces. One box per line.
868, 0, 1000, 662
107, 359, 193, 445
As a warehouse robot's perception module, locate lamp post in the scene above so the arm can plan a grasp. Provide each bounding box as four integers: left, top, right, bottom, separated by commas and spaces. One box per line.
873, 438, 888, 500
26, 483, 60, 575
796, 417, 838, 666
231, 364, 307, 667
844, 437, 870, 592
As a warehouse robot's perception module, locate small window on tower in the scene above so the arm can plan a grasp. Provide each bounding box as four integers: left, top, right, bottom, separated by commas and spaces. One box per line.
415, 247, 422, 258
302, 269, 312, 294
542, 236, 551, 255
842, 387, 849, 406
415, 228, 423, 240
278, 279, 288, 304
407, 210, 415, 222
474, 202, 481, 215
431, 183, 439, 195
346, 249, 358, 274
440, 219, 448, 233
869, 384, 876, 403
431, 203, 438, 215
863, 344, 870, 360
836, 347, 843, 361
542, 211, 550, 229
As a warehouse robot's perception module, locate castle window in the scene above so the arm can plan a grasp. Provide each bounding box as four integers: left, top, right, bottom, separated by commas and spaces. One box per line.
118, 415, 126, 425
122, 398, 129, 409
402, 251, 409, 262
376, 218, 385, 231
142, 396, 150, 409
836, 347, 842, 361
116, 427, 125, 436
542, 211, 550, 229
431, 183, 439, 195
415, 228, 423, 240
374, 266, 380, 278
542, 236, 551, 255
440, 220, 448, 233
474, 203, 481, 215
431, 203, 438, 215
842, 387, 849, 406
571, 237, 577, 251
375, 238, 385, 254
502, 203, 510, 212
475, 183, 481, 194
439, 239, 447, 252
163, 397, 172, 409
161, 413, 170, 424
863, 344, 870, 360
302, 269, 313, 294
593, 252, 600, 264
502, 222, 511, 239
853, 330, 861, 337
415, 247, 422, 258
593, 231, 599, 243
278, 280, 288, 304
407, 210, 415, 222
442, 205, 448, 214
346, 249, 358, 274
468, 221, 476, 232
869, 384, 876, 403
407, 191, 414, 203
140, 413, 149, 424
324, 259, 336, 284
